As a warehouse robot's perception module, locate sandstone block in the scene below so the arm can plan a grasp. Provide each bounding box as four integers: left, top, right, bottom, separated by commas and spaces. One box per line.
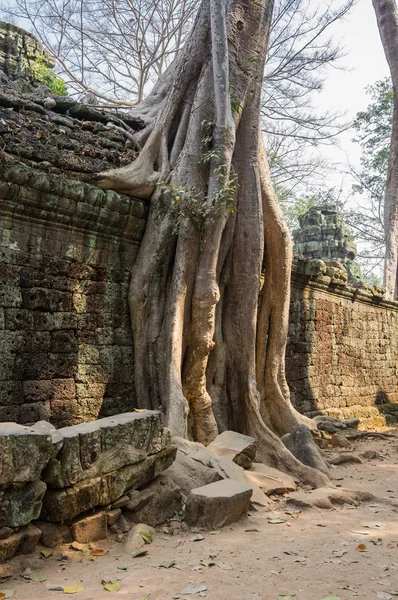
172, 436, 214, 467
164, 450, 222, 497
34, 520, 71, 548
209, 456, 271, 507
42, 411, 166, 488
0, 524, 41, 560
0, 480, 47, 527
245, 463, 296, 495
71, 511, 107, 543
185, 480, 252, 528
41, 445, 176, 522
0, 422, 52, 485
126, 475, 182, 527
208, 431, 257, 469
106, 508, 121, 526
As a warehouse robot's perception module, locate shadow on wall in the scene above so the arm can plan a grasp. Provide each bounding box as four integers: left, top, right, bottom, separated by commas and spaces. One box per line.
286, 286, 318, 415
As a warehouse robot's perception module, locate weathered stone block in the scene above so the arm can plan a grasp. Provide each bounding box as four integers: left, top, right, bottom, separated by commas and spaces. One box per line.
185, 480, 252, 528
207, 431, 257, 469
127, 475, 182, 527
42, 411, 167, 488
0, 524, 41, 560
0, 422, 52, 485
71, 511, 107, 543
0, 480, 47, 527
41, 445, 176, 521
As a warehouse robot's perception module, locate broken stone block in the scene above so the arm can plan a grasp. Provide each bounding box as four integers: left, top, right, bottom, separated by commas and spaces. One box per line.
106, 508, 121, 527
172, 437, 214, 467
41, 445, 176, 521
124, 489, 154, 512
245, 463, 296, 495
30, 420, 64, 456
126, 475, 182, 527
0, 422, 52, 485
281, 425, 329, 475
362, 449, 380, 460
210, 456, 271, 507
207, 431, 257, 469
0, 480, 47, 527
185, 480, 252, 528
328, 453, 362, 465
33, 520, 71, 548
0, 524, 41, 560
330, 434, 350, 448
163, 450, 222, 497
42, 411, 165, 488
112, 495, 130, 509
71, 511, 107, 543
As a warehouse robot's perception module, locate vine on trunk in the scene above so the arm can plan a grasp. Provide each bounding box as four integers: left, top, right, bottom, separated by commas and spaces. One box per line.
96, 0, 329, 486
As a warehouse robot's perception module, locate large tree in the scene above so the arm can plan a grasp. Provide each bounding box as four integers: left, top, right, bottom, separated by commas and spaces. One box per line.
94, 0, 328, 486
373, 0, 398, 298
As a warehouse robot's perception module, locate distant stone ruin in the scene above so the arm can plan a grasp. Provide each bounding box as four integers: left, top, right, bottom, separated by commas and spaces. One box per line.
293, 205, 362, 282
0, 21, 54, 86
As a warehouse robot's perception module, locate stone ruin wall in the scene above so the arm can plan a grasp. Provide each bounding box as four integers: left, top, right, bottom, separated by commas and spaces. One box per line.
287, 258, 398, 427
0, 162, 146, 427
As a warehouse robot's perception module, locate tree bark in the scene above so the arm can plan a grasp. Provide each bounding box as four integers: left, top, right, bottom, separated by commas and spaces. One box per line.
96, 0, 329, 486
373, 0, 398, 299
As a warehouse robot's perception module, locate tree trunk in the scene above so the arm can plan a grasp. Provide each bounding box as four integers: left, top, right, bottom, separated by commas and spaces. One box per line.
373, 0, 398, 299
96, 0, 329, 486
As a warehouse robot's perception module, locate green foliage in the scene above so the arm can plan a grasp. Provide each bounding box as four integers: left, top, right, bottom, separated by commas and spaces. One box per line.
352, 77, 393, 202
27, 53, 67, 95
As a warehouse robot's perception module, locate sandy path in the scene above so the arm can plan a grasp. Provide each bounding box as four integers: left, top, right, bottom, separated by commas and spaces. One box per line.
4, 432, 398, 600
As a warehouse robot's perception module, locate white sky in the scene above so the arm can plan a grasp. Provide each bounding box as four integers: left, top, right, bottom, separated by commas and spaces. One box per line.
315, 0, 390, 177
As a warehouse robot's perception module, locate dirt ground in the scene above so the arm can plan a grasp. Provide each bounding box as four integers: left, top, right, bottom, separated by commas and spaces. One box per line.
4, 431, 398, 600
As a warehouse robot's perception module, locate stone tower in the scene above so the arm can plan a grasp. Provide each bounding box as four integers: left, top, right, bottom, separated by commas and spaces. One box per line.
293, 205, 362, 281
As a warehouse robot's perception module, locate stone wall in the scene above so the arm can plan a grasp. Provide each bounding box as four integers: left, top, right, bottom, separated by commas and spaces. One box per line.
287, 257, 398, 427
0, 410, 176, 558
0, 161, 146, 426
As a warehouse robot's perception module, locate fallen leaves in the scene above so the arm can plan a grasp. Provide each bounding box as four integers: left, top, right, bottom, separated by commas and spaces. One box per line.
40, 548, 53, 558
132, 550, 148, 558
180, 584, 207, 595
90, 548, 106, 556
160, 559, 177, 569
356, 544, 368, 552
140, 530, 153, 544
0, 590, 14, 599
64, 586, 85, 594
24, 572, 47, 582
190, 534, 205, 542
268, 517, 286, 524
103, 582, 121, 592
200, 559, 215, 567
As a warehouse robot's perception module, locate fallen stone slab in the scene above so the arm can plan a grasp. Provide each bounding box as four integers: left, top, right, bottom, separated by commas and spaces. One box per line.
164, 450, 222, 497
0, 524, 41, 560
328, 453, 362, 465
0, 480, 47, 527
281, 425, 329, 475
314, 415, 360, 434
42, 411, 166, 488
185, 479, 252, 528
0, 422, 52, 485
71, 511, 107, 543
41, 445, 176, 521
106, 508, 121, 527
125, 474, 182, 527
286, 487, 374, 510
172, 436, 214, 467
209, 456, 271, 508
124, 488, 154, 512
207, 431, 257, 469
245, 463, 296, 495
